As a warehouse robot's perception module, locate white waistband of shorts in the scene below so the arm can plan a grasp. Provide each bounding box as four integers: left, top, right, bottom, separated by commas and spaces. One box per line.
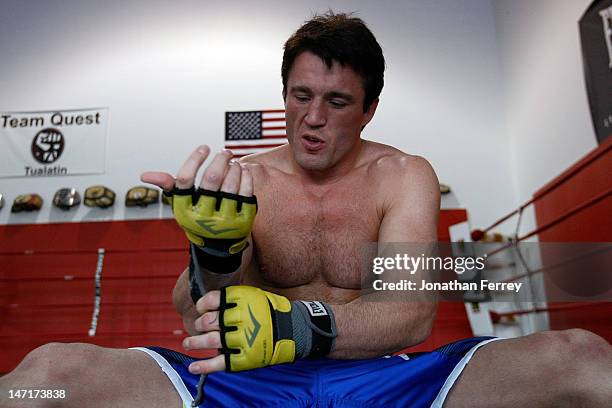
430, 337, 504, 408
130, 347, 194, 407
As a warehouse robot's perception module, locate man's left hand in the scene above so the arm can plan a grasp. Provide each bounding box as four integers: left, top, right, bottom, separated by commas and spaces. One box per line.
183, 285, 297, 374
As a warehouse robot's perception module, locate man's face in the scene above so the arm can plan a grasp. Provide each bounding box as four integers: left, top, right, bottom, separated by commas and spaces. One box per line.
284, 51, 377, 173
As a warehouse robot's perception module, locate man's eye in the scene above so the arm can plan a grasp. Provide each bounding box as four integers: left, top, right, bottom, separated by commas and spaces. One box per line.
295, 95, 309, 102
330, 100, 347, 108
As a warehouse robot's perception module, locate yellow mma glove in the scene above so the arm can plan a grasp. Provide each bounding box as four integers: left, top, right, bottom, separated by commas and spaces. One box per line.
166, 187, 257, 303
171, 188, 257, 256
220, 286, 294, 372
219, 285, 338, 372
170, 187, 257, 256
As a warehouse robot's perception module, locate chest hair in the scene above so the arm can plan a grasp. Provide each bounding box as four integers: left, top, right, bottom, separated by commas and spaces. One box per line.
250, 177, 379, 289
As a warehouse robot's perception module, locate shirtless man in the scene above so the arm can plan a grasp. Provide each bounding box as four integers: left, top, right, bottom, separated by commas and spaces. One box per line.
2, 12, 611, 408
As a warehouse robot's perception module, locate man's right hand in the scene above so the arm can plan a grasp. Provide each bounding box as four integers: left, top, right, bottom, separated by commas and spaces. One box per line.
141, 145, 256, 259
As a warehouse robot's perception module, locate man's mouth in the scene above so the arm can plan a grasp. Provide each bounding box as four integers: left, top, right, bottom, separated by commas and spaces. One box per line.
301, 135, 325, 152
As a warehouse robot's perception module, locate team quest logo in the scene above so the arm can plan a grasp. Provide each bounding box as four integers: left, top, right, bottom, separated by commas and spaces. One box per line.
31, 128, 65, 164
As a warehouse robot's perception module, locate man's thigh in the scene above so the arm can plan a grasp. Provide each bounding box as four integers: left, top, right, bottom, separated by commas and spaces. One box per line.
1, 342, 181, 408
444, 329, 612, 408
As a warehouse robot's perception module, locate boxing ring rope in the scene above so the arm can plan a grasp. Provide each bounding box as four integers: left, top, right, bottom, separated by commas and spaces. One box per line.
475, 188, 611, 329
497, 244, 610, 284
479, 187, 611, 259
466, 195, 609, 330
462, 138, 612, 338
471, 189, 611, 307
471, 140, 612, 242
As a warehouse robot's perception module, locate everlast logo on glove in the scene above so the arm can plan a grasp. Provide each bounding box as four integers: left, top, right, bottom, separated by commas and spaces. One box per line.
245, 305, 262, 347
197, 219, 240, 236
300, 301, 328, 317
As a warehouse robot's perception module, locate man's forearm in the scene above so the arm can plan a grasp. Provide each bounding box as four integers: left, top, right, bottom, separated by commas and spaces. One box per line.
330, 298, 437, 359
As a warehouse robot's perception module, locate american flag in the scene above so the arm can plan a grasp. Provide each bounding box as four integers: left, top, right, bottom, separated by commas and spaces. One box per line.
224, 110, 287, 158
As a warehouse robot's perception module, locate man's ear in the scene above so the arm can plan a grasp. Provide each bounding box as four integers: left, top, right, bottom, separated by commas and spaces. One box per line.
361, 98, 379, 129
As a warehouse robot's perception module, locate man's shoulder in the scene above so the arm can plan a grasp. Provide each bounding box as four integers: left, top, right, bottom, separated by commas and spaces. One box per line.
361, 140, 436, 182
362, 141, 440, 229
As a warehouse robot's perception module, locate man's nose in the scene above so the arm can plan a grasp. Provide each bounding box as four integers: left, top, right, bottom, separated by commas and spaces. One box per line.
304, 101, 326, 128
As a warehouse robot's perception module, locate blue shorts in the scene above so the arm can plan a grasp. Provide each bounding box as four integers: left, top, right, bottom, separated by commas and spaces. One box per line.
132, 337, 499, 408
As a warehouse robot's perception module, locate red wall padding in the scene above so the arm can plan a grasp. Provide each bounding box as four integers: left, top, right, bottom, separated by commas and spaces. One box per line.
0, 210, 471, 372
533, 137, 612, 340
0, 220, 199, 373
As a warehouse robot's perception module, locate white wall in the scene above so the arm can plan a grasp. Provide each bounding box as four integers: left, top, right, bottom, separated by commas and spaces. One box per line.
492, 0, 598, 236
1, 0, 593, 235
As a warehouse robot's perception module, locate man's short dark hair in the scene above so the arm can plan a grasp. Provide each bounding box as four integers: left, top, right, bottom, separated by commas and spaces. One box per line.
282, 12, 385, 112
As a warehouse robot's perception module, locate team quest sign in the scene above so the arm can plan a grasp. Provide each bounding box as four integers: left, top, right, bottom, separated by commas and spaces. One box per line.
0, 108, 107, 177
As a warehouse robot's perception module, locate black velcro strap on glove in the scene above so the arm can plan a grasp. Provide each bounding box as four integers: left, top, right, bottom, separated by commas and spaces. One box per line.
189, 244, 204, 304
196, 188, 258, 213
188, 242, 244, 304
170, 187, 257, 212
192, 243, 243, 272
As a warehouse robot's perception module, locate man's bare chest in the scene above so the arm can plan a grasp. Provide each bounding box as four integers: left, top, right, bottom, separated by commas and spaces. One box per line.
248, 180, 380, 290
